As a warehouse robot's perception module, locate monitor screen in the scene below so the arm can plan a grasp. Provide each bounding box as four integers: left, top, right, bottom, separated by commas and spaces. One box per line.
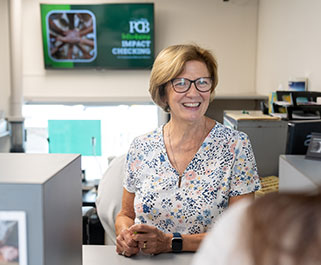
286, 120, 321, 155
40, 3, 154, 69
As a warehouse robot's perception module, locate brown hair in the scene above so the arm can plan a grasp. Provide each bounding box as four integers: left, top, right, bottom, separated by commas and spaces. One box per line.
246, 192, 321, 265
149, 44, 218, 112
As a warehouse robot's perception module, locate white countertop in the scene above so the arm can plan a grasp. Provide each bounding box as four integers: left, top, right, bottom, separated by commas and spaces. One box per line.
83, 245, 194, 265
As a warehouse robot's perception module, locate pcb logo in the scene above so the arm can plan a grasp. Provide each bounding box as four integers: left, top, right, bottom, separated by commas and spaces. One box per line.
129, 18, 150, 34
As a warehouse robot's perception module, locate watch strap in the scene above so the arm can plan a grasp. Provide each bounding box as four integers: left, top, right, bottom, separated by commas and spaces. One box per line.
172, 232, 182, 252
173, 232, 181, 238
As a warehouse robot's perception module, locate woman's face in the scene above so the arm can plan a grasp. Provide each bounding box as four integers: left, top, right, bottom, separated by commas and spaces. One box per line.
166, 60, 211, 124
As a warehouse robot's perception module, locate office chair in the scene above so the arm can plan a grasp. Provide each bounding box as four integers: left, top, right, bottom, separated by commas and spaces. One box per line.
96, 154, 126, 245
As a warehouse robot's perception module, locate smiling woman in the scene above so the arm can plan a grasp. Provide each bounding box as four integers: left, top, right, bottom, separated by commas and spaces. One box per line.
114, 44, 261, 257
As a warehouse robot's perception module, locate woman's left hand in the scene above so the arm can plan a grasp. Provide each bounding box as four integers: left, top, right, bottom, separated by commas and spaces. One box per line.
129, 224, 172, 255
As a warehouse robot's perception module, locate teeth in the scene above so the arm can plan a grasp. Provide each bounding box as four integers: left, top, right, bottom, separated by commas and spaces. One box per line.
183, 103, 200, 107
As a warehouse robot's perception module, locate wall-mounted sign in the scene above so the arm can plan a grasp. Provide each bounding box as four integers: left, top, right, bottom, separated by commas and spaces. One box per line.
40, 3, 154, 69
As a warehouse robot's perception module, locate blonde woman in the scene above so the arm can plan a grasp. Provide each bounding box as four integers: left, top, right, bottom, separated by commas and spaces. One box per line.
115, 44, 261, 256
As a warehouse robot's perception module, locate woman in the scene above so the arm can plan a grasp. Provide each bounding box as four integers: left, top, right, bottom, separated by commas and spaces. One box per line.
192, 191, 321, 265
115, 44, 261, 256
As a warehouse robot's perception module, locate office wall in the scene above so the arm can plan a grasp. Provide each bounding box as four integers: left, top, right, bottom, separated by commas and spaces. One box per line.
21, 0, 258, 103
0, 0, 10, 116
256, 0, 321, 95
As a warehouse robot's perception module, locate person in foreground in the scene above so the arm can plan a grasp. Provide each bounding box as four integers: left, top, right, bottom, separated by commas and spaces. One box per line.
115, 44, 261, 256
192, 191, 321, 265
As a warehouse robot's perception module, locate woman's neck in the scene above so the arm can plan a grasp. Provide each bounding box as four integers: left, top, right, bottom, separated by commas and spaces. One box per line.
165, 117, 211, 148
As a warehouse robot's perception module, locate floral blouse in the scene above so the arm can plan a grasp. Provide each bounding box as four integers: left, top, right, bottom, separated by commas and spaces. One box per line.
123, 122, 261, 234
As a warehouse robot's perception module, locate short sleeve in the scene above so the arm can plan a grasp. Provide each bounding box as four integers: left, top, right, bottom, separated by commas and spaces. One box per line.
123, 138, 142, 193
229, 132, 261, 196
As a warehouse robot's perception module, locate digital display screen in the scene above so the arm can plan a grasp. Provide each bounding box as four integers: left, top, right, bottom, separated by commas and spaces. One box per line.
40, 3, 154, 69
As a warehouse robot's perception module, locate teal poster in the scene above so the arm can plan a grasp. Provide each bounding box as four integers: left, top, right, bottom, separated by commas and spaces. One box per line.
48, 120, 101, 156
40, 3, 154, 69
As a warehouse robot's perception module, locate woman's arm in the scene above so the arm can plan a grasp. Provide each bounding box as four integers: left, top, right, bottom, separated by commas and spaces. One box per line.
181, 233, 206, 252
115, 188, 136, 235
115, 189, 139, 256
229, 192, 254, 206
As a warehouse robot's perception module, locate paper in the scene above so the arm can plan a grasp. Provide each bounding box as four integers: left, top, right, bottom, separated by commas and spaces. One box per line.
0, 212, 27, 265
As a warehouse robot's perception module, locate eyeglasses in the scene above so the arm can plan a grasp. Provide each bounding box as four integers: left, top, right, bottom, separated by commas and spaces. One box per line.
170, 77, 213, 93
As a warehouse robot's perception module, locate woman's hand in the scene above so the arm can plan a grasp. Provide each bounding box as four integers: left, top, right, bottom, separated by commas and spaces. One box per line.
116, 228, 140, 257
129, 224, 172, 255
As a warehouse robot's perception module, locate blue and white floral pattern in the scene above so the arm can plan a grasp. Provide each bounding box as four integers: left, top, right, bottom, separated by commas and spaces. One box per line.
123, 122, 261, 234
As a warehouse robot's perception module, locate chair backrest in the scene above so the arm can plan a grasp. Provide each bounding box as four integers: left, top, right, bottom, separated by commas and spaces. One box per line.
96, 154, 126, 245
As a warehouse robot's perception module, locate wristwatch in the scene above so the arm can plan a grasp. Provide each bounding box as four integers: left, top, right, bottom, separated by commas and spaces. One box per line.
171, 232, 183, 252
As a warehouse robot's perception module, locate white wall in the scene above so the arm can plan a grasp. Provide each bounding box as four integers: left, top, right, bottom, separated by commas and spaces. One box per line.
3, 0, 321, 110
256, 0, 321, 95
22, 0, 258, 103
0, 0, 11, 116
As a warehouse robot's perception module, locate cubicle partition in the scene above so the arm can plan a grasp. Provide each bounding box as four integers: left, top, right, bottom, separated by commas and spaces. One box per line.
0, 153, 82, 265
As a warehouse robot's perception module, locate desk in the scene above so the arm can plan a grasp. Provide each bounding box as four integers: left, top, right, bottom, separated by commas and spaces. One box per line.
279, 155, 321, 192
83, 245, 194, 265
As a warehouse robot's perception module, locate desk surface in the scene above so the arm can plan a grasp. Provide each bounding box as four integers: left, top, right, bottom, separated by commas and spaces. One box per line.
83, 245, 194, 265
280, 155, 321, 184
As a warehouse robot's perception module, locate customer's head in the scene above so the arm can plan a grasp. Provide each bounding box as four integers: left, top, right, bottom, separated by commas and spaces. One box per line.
246, 191, 321, 265
149, 44, 218, 112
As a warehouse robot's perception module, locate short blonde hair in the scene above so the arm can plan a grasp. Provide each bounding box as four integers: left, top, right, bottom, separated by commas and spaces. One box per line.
149, 44, 218, 112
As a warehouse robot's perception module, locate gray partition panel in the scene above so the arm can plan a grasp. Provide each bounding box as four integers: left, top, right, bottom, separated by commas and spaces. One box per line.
0, 153, 82, 265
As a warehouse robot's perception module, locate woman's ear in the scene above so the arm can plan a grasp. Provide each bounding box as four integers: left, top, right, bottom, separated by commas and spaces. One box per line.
160, 84, 169, 111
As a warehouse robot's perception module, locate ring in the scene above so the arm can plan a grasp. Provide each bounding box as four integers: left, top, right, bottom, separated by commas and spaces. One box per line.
122, 250, 125, 256
143, 242, 147, 249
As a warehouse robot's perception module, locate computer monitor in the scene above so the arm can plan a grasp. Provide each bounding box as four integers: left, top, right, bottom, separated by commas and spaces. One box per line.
286, 120, 321, 154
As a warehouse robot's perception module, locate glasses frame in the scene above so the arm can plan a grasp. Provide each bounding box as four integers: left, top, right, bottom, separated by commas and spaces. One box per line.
170, 77, 213, 93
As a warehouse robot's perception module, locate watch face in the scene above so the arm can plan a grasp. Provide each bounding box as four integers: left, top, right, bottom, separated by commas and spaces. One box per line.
172, 237, 183, 252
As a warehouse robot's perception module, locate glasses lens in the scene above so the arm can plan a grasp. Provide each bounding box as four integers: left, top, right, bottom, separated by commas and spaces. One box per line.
172, 78, 190, 92
195, 77, 212, 92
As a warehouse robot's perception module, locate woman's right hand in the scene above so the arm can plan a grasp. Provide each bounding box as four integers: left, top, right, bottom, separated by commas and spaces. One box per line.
116, 228, 140, 257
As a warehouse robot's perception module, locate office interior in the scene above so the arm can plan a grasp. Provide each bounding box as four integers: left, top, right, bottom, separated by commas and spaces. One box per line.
1, 0, 321, 264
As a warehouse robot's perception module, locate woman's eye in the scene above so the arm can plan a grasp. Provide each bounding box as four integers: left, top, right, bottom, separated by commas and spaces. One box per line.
174, 79, 187, 86
198, 78, 208, 85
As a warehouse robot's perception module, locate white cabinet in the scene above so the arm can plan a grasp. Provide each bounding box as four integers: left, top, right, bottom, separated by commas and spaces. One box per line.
224, 110, 288, 177
279, 155, 321, 192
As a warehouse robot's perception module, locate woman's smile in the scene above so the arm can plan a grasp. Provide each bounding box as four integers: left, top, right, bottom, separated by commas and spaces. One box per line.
182, 102, 201, 108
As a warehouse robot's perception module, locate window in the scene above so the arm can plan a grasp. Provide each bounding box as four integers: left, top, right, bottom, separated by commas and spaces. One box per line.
23, 104, 159, 180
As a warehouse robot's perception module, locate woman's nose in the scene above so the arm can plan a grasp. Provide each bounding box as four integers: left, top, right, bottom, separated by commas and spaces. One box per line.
186, 82, 199, 96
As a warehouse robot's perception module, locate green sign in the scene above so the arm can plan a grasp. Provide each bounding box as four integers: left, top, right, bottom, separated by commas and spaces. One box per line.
40, 3, 154, 69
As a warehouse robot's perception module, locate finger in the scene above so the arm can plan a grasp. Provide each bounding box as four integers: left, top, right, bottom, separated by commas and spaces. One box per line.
124, 246, 140, 257
141, 244, 155, 255
124, 234, 138, 248
133, 232, 155, 241
120, 228, 138, 248
130, 224, 155, 234
138, 240, 148, 249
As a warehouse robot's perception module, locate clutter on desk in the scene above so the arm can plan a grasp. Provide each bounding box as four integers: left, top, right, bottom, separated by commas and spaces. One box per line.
270, 91, 321, 120
305, 132, 321, 161
224, 110, 280, 121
